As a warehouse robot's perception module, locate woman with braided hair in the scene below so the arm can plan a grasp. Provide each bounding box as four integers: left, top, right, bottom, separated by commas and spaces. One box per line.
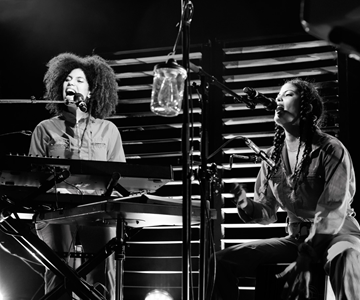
29, 52, 125, 300
209, 78, 360, 300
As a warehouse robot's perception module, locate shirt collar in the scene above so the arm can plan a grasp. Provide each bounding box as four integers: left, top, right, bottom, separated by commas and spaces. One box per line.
309, 127, 329, 154
61, 110, 96, 125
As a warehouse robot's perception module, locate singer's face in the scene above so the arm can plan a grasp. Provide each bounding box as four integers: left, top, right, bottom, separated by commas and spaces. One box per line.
63, 68, 90, 103
274, 83, 301, 127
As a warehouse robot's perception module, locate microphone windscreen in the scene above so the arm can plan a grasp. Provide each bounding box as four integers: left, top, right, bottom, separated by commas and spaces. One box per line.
74, 93, 85, 102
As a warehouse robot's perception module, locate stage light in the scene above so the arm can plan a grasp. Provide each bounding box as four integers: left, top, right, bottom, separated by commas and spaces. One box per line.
144, 289, 173, 300
150, 58, 187, 117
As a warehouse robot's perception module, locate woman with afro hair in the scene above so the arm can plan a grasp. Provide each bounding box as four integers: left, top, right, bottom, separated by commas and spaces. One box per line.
29, 52, 126, 299
209, 79, 360, 300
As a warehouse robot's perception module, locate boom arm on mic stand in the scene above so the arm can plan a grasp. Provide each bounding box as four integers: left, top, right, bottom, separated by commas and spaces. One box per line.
189, 62, 256, 109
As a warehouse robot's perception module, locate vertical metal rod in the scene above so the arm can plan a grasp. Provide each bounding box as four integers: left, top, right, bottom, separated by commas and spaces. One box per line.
181, 0, 191, 299
115, 218, 125, 300
199, 76, 209, 300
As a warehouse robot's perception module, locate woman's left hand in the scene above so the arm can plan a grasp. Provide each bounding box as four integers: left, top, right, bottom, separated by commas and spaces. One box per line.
276, 243, 318, 300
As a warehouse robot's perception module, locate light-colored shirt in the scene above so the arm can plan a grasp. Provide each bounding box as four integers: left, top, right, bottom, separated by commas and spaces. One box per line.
237, 129, 360, 252
29, 111, 126, 162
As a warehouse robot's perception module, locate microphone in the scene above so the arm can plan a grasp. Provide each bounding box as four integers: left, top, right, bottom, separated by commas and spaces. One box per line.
74, 93, 88, 113
229, 154, 261, 170
244, 138, 276, 168
231, 154, 262, 163
243, 87, 277, 111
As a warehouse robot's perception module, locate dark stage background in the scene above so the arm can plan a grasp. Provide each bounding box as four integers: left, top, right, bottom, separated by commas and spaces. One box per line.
0, 0, 359, 299
0, 0, 308, 156
0, 0, 307, 99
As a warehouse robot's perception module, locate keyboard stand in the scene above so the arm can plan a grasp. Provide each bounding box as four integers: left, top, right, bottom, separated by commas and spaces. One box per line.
0, 213, 129, 300
0, 215, 105, 300
1, 196, 216, 300
37, 218, 127, 300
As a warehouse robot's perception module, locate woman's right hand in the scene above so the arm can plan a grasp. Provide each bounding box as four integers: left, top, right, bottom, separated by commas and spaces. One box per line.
232, 184, 248, 209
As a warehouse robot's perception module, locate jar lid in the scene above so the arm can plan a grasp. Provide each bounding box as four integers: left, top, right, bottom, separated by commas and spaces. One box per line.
154, 58, 187, 76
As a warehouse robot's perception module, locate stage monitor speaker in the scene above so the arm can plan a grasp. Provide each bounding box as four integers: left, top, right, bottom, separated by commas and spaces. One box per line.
301, 0, 360, 60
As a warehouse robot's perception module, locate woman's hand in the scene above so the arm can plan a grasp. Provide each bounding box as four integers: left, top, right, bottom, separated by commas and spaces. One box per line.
276, 243, 318, 300
232, 183, 248, 209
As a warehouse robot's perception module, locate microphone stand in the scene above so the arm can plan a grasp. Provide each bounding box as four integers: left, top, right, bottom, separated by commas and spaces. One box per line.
197, 74, 209, 300
189, 62, 256, 109
163, 3, 257, 299
189, 63, 261, 300
0, 99, 63, 104
0, 131, 33, 137
181, 1, 192, 300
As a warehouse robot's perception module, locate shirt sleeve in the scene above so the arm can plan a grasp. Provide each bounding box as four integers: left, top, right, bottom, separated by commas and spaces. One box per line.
306, 141, 355, 251
107, 122, 126, 162
237, 160, 280, 224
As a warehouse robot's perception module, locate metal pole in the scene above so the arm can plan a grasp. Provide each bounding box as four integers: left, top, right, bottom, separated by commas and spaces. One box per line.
115, 218, 125, 300
181, 1, 192, 299
198, 75, 209, 300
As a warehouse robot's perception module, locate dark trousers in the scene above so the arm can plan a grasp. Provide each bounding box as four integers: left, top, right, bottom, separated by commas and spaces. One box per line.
36, 223, 116, 300
209, 235, 360, 300
208, 236, 300, 300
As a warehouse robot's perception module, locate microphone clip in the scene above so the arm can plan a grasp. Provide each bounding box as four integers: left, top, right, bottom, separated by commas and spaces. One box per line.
229, 154, 261, 170
243, 87, 277, 111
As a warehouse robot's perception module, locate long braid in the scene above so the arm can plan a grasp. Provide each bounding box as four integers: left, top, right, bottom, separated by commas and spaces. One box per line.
268, 125, 285, 177
261, 124, 285, 192
287, 80, 320, 201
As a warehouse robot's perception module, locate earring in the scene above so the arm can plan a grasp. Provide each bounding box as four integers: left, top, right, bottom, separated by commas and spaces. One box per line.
312, 115, 318, 126
306, 103, 313, 114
